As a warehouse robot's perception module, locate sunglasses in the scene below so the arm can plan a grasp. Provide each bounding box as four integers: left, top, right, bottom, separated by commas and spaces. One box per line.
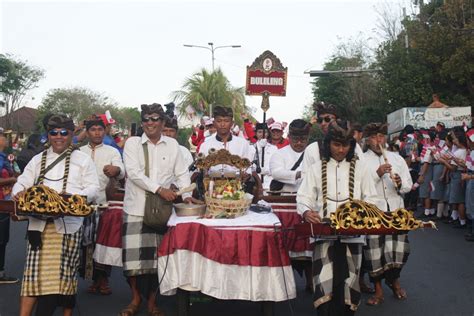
141, 116, 162, 123
48, 129, 69, 137
317, 117, 333, 123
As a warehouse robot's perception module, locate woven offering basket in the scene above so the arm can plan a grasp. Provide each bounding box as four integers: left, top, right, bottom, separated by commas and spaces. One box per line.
205, 193, 253, 218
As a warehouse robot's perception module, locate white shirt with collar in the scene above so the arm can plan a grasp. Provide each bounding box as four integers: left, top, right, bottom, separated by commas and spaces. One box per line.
123, 134, 192, 217
12, 147, 100, 234
364, 149, 412, 211
269, 145, 304, 192
301, 141, 364, 177
179, 145, 194, 171
296, 157, 380, 243
199, 133, 254, 174
80, 143, 125, 205
252, 140, 277, 190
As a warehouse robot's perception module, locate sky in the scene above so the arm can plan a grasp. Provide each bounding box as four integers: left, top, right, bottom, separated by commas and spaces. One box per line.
1, 0, 411, 126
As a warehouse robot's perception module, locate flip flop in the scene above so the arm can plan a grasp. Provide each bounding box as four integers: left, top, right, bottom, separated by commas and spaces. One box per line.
386, 281, 407, 300
118, 303, 140, 316
366, 296, 384, 306
148, 307, 165, 316
98, 284, 112, 295
87, 284, 98, 294
360, 283, 375, 294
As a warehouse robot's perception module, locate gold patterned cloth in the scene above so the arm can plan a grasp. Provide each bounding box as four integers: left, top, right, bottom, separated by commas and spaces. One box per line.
21, 222, 81, 296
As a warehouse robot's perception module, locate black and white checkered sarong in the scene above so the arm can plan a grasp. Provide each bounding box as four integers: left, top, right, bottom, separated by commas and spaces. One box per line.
21, 223, 82, 296
363, 233, 410, 278
122, 213, 163, 277
312, 240, 362, 311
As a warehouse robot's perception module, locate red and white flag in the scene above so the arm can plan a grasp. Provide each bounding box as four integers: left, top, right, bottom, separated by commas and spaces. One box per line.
466, 128, 474, 142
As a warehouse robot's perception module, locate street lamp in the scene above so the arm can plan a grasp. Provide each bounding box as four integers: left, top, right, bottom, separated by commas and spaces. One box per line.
183, 42, 241, 71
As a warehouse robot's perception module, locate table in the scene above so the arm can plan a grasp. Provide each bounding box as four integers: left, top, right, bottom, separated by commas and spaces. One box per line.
157, 210, 296, 314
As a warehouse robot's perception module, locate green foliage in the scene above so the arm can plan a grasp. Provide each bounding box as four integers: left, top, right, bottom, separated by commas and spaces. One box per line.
172, 68, 249, 126
0, 54, 44, 128
377, 0, 473, 109
37, 87, 140, 131
177, 127, 193, 149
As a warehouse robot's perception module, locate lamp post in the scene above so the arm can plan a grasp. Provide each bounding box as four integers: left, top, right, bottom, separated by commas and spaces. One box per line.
183, 42, 241, 71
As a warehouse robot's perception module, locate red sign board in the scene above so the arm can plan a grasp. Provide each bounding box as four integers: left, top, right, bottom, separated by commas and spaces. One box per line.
246, 51, 287, 97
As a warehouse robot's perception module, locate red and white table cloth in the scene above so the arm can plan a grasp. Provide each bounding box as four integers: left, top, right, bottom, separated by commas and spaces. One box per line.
158, 211, 296, 301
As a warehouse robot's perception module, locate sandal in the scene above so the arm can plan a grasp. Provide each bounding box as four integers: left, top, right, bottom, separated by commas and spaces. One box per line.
87, 283, 98, 294
148, 307, 165, 316
366, 296, 384, 306
360, 283, 375, 294
386, 281, 407, 300
118, 304, 140, 316
98, 284, 112, 295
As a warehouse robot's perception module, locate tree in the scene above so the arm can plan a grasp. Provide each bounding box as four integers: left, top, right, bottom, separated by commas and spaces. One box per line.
376, 0, 474, 109
311, 36, 384, 124
172, 68, 249, 126
37, 87, 141, 133
0, 54, 44, 128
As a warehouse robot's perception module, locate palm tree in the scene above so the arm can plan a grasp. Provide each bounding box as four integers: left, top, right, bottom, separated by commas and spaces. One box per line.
172, 68, 249, 125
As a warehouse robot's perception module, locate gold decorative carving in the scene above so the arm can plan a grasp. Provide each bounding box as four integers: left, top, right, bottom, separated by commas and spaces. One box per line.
247, 50, 287, 73
17, 184, 93, 217
195, 149, 251, 171
330, 200, 436, 231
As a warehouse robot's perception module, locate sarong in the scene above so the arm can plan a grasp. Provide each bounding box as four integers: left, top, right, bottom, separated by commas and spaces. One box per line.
312, 240, 362, 312
94, 201, 124, 267
122, 213, 163, 276
363, 234, 410, 281
21, 222, 82, 296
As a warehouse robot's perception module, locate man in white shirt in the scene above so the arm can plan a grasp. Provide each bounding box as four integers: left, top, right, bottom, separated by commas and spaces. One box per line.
269, 119, 310, 193
252, 122, 277, 190
301, 102, 363, 177
121, 103, 195, 316
362, 123, 412, 306
80, 117, 125, 296
162, 116, 194, 172
13, 115, 99, 316
297, 120, 379, 316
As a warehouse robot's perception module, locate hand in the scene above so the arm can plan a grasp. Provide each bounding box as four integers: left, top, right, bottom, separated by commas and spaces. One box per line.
417, 174, 425, 184
376, 163, 392, 177
103, 165, 120, 178
13, 190, 25, 201
393, 174, 402, 188
303, 210, 321, 224
295, 171, 302, 180
461, 173, 470, 181
157, 188, 177, 201
310, 116, 317, 125
183, 197, 205, 204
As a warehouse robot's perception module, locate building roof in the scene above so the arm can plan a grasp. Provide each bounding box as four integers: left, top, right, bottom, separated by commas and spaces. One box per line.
0, 106, 38, 133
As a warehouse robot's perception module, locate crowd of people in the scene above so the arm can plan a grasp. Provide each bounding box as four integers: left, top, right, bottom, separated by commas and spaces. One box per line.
0, 100, 472, 316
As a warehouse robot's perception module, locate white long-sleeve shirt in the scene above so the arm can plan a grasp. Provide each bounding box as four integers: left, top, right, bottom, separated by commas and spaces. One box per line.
301, 141, 364, 177
199, 134, 254, 174
252, 140, 277, 190
80, 143, 125, 204
12, 148, 100, 234
269, 145, 304, 192
123, 134, 191, 216
296, 157, 380, 243
363, 149, 412, 212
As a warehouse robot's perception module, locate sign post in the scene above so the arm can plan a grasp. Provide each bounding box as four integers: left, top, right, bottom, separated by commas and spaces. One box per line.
246, 50, 287, 124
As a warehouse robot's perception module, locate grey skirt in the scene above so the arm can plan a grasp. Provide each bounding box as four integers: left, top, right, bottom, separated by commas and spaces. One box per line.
430, 164, 446, 200
466, 179, 474, 219
419, 164, 433, 199
449, 170, 465, 204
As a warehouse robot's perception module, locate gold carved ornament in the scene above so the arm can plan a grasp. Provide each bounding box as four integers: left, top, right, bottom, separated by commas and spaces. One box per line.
17, 184, 93, 217
330, 199, 436, 231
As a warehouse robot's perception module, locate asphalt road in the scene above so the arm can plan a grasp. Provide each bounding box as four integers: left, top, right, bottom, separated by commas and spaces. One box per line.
1, 211, 473, 316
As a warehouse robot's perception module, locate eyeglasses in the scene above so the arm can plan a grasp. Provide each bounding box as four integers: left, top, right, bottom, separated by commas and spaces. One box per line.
141, 116, 162, 123
317, 117, 333, 124
48, 129, 69, 137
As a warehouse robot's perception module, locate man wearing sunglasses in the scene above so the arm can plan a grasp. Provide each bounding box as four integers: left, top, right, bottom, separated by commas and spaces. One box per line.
13, 115, 99, 316
80, 117, 125, 296
121, 103, 194, 316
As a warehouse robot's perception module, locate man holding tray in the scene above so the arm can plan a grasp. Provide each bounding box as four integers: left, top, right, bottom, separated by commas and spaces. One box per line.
12, 114, 99, 316
297, 120, 379, 316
